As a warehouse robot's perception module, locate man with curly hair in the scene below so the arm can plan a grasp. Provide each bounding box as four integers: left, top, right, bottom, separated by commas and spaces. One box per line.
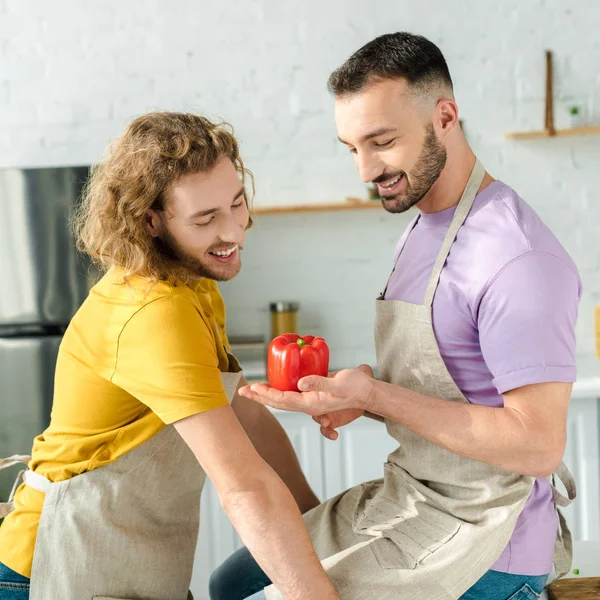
0, 112, 339, 600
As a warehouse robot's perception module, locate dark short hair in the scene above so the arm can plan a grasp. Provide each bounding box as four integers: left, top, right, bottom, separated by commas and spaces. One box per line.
327, 32, 453, 97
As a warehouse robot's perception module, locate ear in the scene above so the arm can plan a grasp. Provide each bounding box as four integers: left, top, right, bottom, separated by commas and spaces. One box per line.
145, 209, 162, 238
434, 98, 459, 140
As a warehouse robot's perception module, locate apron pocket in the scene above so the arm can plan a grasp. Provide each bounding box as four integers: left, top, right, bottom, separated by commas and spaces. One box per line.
353, 491, 406, 532
371, 536, 422, 570
367, 498, 463, 570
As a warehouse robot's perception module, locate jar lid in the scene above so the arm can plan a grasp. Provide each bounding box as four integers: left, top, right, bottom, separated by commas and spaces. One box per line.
269, 301, 300, 313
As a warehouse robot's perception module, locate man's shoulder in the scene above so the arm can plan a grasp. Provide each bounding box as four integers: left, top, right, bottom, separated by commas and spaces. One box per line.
445, 181, 580, 302
469, 181, 536, 250
93, 268, 198, 303
78, 268, 204, 333
465, 181, 576, 272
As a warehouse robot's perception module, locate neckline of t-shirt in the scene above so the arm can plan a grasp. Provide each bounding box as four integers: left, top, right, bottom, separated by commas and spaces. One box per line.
417, 180, 505, 228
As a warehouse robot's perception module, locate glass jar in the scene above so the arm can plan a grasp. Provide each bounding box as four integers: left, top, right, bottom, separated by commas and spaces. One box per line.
269, 301, 300, 339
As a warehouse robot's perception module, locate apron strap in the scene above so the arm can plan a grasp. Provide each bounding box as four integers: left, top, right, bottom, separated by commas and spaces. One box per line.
23, 469, 51, 493
553, 508, 573, 578
550, 461, 576, 579
423, 159, 486, 307
380, 215, 420, 299
550, 460, 577, 507
0, 454, 31, 470
220, 371, 242, 401
0, 455, 32, 519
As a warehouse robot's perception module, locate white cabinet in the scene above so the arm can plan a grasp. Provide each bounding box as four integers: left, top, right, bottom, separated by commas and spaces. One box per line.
559, 396, 600, 541
190, 398, 600, 600
321, 417, 396, 499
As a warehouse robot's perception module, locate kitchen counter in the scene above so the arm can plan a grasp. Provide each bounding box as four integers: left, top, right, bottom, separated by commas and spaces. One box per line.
540, 541, 600, 599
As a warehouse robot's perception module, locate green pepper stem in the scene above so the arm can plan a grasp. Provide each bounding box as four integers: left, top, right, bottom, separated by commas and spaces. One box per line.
296, 339, 306, 348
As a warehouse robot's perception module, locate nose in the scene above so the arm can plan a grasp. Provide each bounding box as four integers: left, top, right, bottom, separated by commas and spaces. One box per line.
355, 151, 384, 184
218, 213, 245, 245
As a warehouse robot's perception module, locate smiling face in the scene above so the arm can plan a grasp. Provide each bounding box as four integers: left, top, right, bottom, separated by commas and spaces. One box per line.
335, 78, 447, 213
146, 157, 250, 281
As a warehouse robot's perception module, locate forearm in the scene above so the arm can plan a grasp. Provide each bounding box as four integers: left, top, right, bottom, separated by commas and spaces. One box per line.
175, 407, 337, 599
232, 391, 320, 513
365, 379, 562, 477
222, 474, 338, 600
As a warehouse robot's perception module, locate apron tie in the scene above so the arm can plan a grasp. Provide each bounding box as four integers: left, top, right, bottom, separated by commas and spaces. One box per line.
550, 461, 576, 507
549, 461, 577, 579
0, 455, 32, 518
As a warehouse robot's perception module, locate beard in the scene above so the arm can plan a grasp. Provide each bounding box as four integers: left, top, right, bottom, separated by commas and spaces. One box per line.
155, 226, 241, 282
377, 123, 447, 214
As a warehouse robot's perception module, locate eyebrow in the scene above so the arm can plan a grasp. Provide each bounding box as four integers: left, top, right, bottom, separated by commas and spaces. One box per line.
186, 187, 245, 220
338, 127, 398, 146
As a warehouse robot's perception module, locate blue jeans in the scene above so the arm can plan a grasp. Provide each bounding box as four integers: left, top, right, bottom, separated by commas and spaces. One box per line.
0, 562, 30, 600
209, 546, 549, 600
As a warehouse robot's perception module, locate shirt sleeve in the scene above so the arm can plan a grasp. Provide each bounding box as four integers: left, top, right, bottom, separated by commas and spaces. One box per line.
477, 250, 582, 394
111, 294, 229, 424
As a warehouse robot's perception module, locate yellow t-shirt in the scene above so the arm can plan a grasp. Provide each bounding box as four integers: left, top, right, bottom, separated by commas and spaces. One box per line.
0, 268, 239, 577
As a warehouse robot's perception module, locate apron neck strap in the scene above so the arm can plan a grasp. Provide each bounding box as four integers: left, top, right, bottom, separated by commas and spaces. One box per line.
380, 215, 419, 298
423, 159, 485, 308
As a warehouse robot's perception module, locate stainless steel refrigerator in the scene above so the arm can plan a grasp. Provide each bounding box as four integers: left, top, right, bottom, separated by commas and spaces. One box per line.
0, 166, 92, 505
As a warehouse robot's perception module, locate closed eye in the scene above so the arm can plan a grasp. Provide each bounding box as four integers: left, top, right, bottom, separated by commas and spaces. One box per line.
373, 139, 395, 148
192, 216, 215, 228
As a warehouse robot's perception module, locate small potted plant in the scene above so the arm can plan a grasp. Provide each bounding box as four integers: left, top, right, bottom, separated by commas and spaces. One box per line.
569, 106, 581, 128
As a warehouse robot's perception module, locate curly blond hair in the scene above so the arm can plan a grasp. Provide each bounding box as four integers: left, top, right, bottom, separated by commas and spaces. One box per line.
73, 111, 254, 285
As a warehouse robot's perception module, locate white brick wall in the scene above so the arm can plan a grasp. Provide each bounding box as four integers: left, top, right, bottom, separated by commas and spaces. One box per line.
1, 0, 599, 367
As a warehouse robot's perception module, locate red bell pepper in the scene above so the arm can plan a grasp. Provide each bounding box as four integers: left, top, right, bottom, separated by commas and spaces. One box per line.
267, 333, 330, 392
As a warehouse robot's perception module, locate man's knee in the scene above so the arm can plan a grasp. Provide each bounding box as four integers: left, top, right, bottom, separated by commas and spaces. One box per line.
208, 559, 237, 600
209, 547, 270, 600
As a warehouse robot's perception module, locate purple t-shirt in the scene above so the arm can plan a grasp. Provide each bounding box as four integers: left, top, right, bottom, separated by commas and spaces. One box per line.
384, 180, 581, 576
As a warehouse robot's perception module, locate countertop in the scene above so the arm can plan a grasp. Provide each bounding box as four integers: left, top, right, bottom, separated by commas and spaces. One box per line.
540, 541, 600, 599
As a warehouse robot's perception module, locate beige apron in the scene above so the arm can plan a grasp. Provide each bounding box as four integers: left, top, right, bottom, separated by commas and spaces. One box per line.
265, 159, 575, 600
0, 371, 240, 600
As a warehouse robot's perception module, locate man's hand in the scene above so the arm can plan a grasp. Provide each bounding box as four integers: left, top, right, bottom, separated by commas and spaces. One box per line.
313, 408, 366, 440
239, 364, 375, 417
312, 365, 372, 439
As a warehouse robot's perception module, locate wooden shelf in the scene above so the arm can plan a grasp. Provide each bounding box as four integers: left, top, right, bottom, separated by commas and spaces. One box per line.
251, 197, 381, 215
505, 50, 600, 141
505, 125, 600, 140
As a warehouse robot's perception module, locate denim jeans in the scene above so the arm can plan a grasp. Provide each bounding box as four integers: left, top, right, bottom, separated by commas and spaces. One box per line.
0, 562, 30, 600
209, 546, 549, 600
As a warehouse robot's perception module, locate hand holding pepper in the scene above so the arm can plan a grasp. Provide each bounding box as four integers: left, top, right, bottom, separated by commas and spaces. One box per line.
239, 363, 376, 421
267, 333, 329, 392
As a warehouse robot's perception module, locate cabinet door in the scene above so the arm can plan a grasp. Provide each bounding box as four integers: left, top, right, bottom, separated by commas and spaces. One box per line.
322, 417, 397, 499
190, 412, 324, 600
559, 397, 600, 541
